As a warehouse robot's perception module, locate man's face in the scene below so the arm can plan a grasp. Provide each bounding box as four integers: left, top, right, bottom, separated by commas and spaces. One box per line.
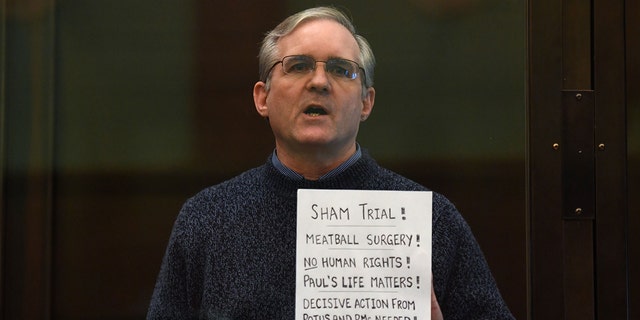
254, 19, 375, 156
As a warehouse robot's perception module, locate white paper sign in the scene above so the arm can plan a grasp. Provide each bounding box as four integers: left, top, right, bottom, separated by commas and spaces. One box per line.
296, 189, 432, 320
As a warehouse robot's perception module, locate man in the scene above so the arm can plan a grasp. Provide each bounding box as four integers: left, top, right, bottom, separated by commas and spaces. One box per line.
148, 6, 514, 319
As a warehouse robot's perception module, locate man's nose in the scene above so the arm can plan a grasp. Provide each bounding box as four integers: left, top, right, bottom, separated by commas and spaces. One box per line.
308, 62, 331, 92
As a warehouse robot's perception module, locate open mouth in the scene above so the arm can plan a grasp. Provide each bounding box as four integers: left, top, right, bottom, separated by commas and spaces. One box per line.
304, 106, 328, 117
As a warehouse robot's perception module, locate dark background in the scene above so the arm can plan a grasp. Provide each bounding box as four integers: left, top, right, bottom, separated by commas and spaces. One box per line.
3, 0, 637, 319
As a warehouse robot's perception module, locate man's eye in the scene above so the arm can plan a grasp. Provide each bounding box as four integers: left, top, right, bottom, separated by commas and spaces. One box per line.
287, 62, 312, 73
328, 62, 356, 79
328, 66, 350, 77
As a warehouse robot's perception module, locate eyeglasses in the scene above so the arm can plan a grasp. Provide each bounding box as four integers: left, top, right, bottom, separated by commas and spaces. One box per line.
267, 55, 365, 81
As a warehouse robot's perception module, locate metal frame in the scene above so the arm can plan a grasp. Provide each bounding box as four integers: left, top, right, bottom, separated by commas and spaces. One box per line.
528, 0, 629, 318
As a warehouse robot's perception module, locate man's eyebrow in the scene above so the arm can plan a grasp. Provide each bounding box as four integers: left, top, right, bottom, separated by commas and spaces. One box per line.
325, 56, 359, 63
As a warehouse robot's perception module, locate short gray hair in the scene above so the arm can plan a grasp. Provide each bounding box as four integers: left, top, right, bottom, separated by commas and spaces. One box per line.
258, 7, 375, 90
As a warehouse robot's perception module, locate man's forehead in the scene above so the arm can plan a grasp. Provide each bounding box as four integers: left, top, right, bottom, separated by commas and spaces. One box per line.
276, 19, 360, 60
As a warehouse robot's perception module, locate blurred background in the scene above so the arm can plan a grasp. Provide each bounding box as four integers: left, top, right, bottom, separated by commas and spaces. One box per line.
2, 0, 637, 319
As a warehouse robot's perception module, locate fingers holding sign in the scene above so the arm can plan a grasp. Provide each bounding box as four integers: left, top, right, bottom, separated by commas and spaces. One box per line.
431, 275, 443, 320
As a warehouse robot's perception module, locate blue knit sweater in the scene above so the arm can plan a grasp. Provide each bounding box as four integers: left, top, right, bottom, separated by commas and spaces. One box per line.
147, 152, 514, 319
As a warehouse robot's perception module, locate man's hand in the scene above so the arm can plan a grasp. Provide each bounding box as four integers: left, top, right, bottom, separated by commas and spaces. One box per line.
431, 278, 443, 320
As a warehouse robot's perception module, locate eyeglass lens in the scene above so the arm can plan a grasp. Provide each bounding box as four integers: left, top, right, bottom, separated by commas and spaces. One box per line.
282, 55, 359, 80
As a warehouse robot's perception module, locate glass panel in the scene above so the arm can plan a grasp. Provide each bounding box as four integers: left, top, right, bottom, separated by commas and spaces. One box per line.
3, 3, 56, 317
52, 0, 525, 318
54, 1, 197, 317
293, 1, 526, 317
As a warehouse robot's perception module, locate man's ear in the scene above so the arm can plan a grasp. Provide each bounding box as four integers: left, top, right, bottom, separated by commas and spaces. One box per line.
253, 81, 269, 118
360, 87, 375, 121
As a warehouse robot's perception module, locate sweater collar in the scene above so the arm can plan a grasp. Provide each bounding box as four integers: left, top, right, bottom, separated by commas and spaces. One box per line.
270, 144, 363, 181
264, 148, 377, 195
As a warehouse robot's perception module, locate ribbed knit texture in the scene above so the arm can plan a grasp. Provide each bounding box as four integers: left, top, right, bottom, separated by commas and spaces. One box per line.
147, 152, 514, 319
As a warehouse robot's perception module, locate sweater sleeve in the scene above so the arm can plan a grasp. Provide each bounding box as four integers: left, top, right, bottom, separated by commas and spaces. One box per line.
431, 194, 515, 320
147, 201, 204, 320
